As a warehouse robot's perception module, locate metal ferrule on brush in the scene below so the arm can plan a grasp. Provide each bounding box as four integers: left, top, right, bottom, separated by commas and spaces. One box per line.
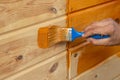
67, 28, 72, 41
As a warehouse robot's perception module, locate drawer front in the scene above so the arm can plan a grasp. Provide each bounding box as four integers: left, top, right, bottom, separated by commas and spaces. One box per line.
69, 0, 112, 12
73, 52, 120, 80
0, 16, 67, 79
68, 1, 120, 47
4, 51, 67, 80
68, 45, 120, 79
0, 0, 66, 34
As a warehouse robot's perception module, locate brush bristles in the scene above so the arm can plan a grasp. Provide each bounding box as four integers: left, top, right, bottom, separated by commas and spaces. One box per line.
38, 26, 70, 48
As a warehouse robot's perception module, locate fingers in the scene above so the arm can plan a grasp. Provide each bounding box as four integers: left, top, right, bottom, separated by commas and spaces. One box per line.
83, 26, 112, 38
84, 18, 113, 31
82, 18, 120, 46
83, 28, 96, 37
83, 19, 115, 38
87, 38, 111, 46
82, 18, 118, 46
84, 22, 100, 31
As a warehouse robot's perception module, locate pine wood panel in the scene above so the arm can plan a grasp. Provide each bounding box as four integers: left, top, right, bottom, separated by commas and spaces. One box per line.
69, 0, 112, 12
0, 16, 67, 80
0, 0, 66, 34
73, 52, 120, 80
4, 51, 67, 80
68, 1, 120, 47
113, 75, 120, 80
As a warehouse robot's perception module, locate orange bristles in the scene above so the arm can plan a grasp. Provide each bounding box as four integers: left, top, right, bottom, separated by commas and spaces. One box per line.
38, 26, 69, 48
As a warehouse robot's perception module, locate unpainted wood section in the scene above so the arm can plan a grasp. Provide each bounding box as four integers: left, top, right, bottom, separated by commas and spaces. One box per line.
0, 16, 67, 79
113, 74, 120, 80
69, 52, 81, 79
69, 44, 120, 79
68, 1, 120, 47
4, 51, 67, 80
69, 0, 112, 12
0, 0, 66, 34
72, 54, 120, 80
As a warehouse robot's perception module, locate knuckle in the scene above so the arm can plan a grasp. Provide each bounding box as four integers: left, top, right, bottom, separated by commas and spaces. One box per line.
84, 26, 92, 31
106, 18, 113, 21
101, 18, 111, 22
108, 18, 113, 20
91, 22, 98, 26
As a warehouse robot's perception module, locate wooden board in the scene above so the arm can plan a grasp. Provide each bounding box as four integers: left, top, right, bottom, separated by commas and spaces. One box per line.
0, 16, 67, 80
68, 1, 120, 47
72, 52, 120, 80
0, 0, 66, 34
68, 44, 120, 79
68, 0, 112, 12
4, 51, 67, 80
113, 75, 120, 80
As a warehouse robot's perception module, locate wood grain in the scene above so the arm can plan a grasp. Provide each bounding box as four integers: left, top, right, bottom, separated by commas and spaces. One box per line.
69, 44, 120, 79
0, 16, 67, 79
68, 1, 120, 47
113, 74, 120, 80
68, 2, 120, 78
4, 51, 67, 80
69, 0, 112, 12
0, 0, 66, 34
73, 53, 120, 80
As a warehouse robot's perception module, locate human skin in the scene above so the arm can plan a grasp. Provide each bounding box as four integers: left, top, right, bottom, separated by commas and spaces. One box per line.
83, 18, 120, 46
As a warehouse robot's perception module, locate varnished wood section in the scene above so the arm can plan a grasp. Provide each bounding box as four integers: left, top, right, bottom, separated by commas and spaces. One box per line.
68, 1, 120, 47
73, 52, 120, 80
4, 51, 67, 80
0, 16, 67, 79
0, 0, 66, 34
69, 0, 112, 12
69, 44, 120, 79
68, 1, 120, 79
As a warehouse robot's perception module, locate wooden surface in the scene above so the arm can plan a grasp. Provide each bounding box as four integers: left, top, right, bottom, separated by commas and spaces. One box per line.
0, 16, 67, 80
113, 75, 120, 80
67, 2, 120, 79
72, 52, 120, 80
68, 0, 112, 12
0, 0, 120, 80
4, 51, 67, 80
0, 0, 66, 34
68, 1, 120, 47
68, 44, 120, 79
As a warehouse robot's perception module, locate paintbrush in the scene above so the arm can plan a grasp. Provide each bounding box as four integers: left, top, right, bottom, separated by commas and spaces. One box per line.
38, 26, 109, 48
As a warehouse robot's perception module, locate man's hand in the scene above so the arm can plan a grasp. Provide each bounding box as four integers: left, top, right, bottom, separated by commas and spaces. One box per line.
83, 18, 120, 46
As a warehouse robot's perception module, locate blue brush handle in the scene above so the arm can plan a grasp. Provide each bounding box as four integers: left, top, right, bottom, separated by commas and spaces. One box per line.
89, 34, 110, 39
71, 28, 110, 41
